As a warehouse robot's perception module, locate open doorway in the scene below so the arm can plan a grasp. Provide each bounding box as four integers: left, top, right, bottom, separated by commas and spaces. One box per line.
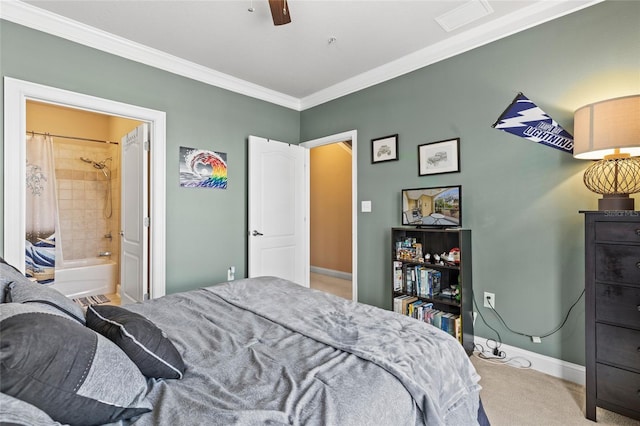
25, 100, 142, 305
301, 130, 357, 302
3, 77, 167, 300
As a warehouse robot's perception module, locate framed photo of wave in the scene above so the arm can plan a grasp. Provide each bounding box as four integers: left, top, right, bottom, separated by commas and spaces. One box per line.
179, 146, 228, 189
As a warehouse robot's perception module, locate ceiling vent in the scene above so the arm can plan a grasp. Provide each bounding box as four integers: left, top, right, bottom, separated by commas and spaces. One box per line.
435, 0, 494, 32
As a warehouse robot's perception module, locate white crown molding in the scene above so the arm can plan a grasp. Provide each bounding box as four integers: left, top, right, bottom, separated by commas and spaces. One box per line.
1, 0, 603, 112
0, 0, 301, 111
300, 0, 604, 110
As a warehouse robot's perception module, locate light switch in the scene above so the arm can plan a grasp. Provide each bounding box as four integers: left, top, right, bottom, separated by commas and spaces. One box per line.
361, 201, 372, 212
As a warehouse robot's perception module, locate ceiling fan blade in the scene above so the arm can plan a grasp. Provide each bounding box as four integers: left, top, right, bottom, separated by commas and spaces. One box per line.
268, 0, 291, 26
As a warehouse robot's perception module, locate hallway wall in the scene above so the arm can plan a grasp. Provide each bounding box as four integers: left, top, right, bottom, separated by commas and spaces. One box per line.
310, 143, 352, 274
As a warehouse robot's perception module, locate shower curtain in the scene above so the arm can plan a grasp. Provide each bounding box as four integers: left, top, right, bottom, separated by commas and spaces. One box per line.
25, 134, 59, 284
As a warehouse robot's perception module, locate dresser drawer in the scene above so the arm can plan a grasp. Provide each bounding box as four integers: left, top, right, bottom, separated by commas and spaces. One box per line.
596, 221, 640, 244
595, 244, 640, 285
596, 323, 640, 372
595, 284, 640, 328
596, 363, 640, 414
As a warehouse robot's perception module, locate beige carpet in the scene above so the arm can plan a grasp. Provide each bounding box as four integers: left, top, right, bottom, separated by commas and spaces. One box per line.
471, 355, 640, 426
310, 272, 352, 300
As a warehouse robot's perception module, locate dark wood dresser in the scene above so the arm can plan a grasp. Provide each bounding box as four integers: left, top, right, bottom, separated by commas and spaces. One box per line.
582, 211, 640, 421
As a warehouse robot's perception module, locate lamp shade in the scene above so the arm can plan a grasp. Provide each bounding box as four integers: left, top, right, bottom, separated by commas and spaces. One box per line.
573, 95, 640, 160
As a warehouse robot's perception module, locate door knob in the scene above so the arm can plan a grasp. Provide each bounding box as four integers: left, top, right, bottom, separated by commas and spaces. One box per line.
252, 230, 264, 236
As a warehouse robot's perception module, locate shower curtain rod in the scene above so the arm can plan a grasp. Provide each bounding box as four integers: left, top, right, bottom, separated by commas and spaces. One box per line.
27, 131, 119, 145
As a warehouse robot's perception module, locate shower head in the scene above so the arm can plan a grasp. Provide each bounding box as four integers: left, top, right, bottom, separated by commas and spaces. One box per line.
80, 156, 111, 170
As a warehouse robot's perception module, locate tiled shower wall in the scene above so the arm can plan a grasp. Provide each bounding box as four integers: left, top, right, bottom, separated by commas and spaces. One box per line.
54, 139, 120, 262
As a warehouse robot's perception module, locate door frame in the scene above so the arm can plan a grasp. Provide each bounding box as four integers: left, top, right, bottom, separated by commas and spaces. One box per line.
301, 130, 358, 302
3, 77, 167, 298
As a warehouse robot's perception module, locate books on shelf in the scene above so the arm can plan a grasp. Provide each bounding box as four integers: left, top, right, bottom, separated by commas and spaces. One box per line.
393, 295, 418, 315
393, 295, 461, 341
396, 265, 441, 297
393, 261, 403, 291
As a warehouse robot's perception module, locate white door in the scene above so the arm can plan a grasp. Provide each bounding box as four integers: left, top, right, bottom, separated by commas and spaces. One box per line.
248, 136, 309, 287
120, 123, 149, 304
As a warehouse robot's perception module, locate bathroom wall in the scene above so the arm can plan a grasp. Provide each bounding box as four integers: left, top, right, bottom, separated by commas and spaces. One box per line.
26, 101, 140, 265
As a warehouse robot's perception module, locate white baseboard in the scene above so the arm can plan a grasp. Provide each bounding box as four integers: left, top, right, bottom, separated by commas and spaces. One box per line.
310, 266, 352, 281
474, 337, 586, 386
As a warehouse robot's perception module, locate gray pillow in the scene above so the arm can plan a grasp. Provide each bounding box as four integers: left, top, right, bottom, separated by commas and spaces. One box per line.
87, 304, 186, 379
0, 392, 62, 426
0, 256, 32, 303
7, 279, 85, 324
0, 303, 151, 426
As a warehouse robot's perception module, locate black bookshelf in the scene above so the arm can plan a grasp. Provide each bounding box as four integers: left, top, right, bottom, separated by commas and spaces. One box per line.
391, 227, 473, 355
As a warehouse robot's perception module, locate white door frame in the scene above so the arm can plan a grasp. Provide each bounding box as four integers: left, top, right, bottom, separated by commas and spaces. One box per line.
301, 130, 358, 302
3, 77, 167, 299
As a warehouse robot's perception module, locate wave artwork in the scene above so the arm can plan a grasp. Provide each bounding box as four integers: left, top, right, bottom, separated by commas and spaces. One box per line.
179, 146, 228, 189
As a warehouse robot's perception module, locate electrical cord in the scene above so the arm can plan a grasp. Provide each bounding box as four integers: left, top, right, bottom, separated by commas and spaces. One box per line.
473, 344, 532, 369
472, 289, 503, 355
472, 288, 583, 370
485, 289, 585, 339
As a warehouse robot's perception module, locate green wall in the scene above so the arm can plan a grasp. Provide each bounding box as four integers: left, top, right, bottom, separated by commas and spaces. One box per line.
1, 1, 639, 365
301, 1, 640, 365
0, 20, 300, 294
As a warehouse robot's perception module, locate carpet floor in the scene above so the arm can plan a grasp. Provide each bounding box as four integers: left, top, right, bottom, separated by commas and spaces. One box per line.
471, 354, 640, 425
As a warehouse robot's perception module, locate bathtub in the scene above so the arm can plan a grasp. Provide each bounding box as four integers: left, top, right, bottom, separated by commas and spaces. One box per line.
50, 257, 117, 298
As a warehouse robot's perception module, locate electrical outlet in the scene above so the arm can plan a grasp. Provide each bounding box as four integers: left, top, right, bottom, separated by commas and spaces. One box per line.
484, 292, 495, 308
227, 266, 235, 281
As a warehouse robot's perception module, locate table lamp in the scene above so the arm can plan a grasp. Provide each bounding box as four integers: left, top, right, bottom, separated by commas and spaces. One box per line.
573, 95, 640, 210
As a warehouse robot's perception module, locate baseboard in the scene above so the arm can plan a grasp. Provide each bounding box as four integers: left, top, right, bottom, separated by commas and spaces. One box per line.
474, 337, 586, 386
310, 266, 352, 281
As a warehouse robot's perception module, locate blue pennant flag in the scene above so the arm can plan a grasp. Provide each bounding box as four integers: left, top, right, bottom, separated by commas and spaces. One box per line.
492, 92, 574, 154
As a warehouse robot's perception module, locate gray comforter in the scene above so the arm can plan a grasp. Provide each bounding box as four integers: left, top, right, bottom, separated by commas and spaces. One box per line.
124, 276, 481, 426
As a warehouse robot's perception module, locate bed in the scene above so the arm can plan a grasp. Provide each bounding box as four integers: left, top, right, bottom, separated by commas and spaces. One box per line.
0, 257, 488, 426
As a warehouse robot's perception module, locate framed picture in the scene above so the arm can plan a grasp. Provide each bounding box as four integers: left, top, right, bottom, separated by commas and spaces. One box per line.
371, 134, 398, 163
179, 146, 228, 189
418, 138, 460, 176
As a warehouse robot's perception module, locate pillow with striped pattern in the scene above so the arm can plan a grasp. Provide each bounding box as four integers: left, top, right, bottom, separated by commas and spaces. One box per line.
86, 305, 185, 380
0, 303, 151, 426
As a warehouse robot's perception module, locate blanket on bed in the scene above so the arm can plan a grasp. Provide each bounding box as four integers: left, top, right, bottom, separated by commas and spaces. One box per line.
208, 277, 481, 425
123, 277, 480, 426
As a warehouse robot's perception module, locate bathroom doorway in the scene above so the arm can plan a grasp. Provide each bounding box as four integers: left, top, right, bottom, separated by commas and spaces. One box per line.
4, 77, 167, 301
26, 101, 142, 304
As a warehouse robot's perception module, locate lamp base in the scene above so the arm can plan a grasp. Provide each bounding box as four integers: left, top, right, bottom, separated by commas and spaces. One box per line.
598, 194, 635, 211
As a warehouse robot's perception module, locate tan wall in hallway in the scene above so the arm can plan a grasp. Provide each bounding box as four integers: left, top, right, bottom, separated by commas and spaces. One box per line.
310, 143, 352, 274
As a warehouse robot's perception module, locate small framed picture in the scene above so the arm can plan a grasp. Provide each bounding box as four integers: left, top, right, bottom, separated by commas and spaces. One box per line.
371, 134, 398, 163
418, 138, 460, 176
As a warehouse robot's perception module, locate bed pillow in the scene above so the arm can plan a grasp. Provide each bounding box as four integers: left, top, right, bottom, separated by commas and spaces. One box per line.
0, 256, 32, 303
0, 392, 61, 426
87, 305, 185, 379
0, 303, 151, 426
6, 279, 85, 324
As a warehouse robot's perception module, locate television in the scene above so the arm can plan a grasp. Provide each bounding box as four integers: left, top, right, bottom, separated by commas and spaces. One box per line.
401, 185, 461, 227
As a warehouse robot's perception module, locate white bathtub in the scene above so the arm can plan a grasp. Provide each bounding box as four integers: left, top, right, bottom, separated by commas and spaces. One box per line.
50, 257, 117, 298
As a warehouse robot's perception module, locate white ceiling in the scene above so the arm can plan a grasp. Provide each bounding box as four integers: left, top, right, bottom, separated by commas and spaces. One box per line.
3, 0, 601, 110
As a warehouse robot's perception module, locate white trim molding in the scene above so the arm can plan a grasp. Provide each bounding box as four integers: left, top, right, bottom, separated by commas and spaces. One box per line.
1, 0, 603, 112
474, 337, 586, 386
0, 0, 301, 111
310, 266, 353, 282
